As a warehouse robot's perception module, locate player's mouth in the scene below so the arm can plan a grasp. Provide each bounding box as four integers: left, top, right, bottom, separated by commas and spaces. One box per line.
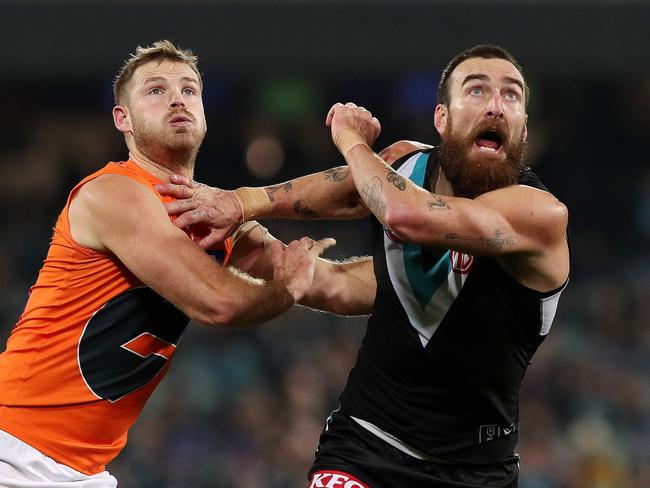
168, 114, 193, 127
474, 128, 504, 154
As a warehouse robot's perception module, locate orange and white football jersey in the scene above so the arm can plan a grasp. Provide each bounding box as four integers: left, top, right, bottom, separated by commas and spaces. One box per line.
0, 161, 232, 475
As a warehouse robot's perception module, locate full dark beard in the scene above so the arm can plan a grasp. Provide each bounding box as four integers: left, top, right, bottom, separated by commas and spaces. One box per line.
438, 117, 527, 198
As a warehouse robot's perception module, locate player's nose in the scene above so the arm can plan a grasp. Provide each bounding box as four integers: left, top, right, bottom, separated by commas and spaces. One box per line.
485, 94, 504, 119
169, 90, 186, 109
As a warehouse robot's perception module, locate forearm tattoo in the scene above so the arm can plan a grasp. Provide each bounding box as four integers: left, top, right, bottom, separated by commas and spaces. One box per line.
323, 167, 350, 182
293, 200, 319, 219
386, 169, 406, 191
361, 177, 387, 219
445, 229, 516, 249
265, 182, 293, 202
427, 196, 451, 211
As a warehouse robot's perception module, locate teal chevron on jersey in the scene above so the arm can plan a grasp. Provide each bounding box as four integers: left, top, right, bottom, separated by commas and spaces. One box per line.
400, 152, 451, 309
383, 151, 470, 346
403, 246, 451, 310
408, 152, 428, 187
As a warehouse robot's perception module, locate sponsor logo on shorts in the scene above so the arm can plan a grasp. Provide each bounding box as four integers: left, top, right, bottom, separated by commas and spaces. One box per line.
309, 470, 369, 488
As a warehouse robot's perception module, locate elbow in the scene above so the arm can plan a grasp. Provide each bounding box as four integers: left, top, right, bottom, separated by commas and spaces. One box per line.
556, 201, 569, 229
188, 299, 240, 328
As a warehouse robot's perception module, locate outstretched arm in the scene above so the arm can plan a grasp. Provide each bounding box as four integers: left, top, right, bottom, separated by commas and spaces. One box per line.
155, 166, 365, 248
302, 255, 375, 316
68, 175, 333, 327
228, 222, 376, 316
249, 139, 432, 222
156, 143, 431, 248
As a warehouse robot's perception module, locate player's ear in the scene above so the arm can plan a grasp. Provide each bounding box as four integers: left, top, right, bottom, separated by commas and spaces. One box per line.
434, 104, 448, 137
113, 105, 132, 134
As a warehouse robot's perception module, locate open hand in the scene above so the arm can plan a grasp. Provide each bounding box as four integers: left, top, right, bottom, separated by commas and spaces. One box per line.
270, 237, 336, 302
156, 175, 243, 248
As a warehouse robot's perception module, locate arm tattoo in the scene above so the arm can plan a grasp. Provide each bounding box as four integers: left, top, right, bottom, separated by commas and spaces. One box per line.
265, 182, 293, 202
293, 200, 319, 219
445, 229, 516, 250
386, 169, 406, 191
361, 177, 387, 219
323, 167, 350, 182
427, 196, 451, 211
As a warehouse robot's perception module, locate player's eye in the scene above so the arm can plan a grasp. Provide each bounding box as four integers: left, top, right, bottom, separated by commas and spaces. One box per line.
470, 87, 482, 96
181, 88, 195, 96
149, 87, 162, 95
504, 91, 520, 101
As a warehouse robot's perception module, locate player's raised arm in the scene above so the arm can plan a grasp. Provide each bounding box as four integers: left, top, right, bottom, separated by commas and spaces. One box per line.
327, 102, 569, 292
69, 174, 333, 327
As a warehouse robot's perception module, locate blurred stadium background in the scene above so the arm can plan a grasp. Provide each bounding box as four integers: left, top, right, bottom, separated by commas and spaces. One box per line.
1, 0, 648, 486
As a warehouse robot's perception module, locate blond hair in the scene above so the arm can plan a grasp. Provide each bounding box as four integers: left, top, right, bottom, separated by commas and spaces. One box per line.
113, 39, 202, 105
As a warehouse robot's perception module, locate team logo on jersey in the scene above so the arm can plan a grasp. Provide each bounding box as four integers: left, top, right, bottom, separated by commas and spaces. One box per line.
78, 287, 189, 402
121, 333, 177, 360
450, 250, 474, 274
309, 471, 369, 488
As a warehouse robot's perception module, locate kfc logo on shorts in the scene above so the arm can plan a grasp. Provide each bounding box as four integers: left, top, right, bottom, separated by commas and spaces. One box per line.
309, 470, 369, 488
450, 250, 474, 274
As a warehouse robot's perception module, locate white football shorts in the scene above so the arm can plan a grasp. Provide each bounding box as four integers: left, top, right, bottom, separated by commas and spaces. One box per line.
0, 430, 118, 488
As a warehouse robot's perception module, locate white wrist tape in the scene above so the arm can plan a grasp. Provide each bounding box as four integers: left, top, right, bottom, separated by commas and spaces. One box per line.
333, 128, 369, 156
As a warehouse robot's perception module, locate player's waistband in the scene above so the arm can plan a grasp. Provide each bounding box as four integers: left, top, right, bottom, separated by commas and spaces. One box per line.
350, 415, 460, 465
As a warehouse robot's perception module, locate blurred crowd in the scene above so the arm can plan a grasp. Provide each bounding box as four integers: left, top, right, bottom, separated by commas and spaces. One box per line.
1, 71, 648, 487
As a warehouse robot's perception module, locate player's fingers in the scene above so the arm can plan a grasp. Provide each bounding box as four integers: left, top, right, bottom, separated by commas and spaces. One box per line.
344, 102, 358, 108
299, 236, 314, 247
169, 174, 198, 188
173, 207, 210, 228
288, 239, 304, 252
163, 198, 199, 216
197, 233, 226, 250
309, 237, 337, 255
155, 183, 194, 199
297, 236, 319, 253
318, 237, 337, 250
326, 103, 343, 126
270, 239, 285, 267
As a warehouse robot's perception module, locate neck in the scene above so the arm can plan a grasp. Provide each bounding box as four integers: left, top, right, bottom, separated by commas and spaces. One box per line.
433, 167, 455, 197
128, 145, 195, 182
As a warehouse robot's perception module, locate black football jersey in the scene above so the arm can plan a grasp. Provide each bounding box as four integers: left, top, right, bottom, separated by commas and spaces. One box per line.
339, 148, 569, 464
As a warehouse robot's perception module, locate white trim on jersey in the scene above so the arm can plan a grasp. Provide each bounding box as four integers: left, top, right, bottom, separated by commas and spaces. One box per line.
384, 235, 469, 347
0, 430, 117, 488
539, 280, 569, 336
351, 416, 444, 461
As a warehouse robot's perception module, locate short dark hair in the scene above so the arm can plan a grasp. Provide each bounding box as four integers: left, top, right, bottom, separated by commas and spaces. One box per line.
113, 39, 202, 106
436, 44, 529, 108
